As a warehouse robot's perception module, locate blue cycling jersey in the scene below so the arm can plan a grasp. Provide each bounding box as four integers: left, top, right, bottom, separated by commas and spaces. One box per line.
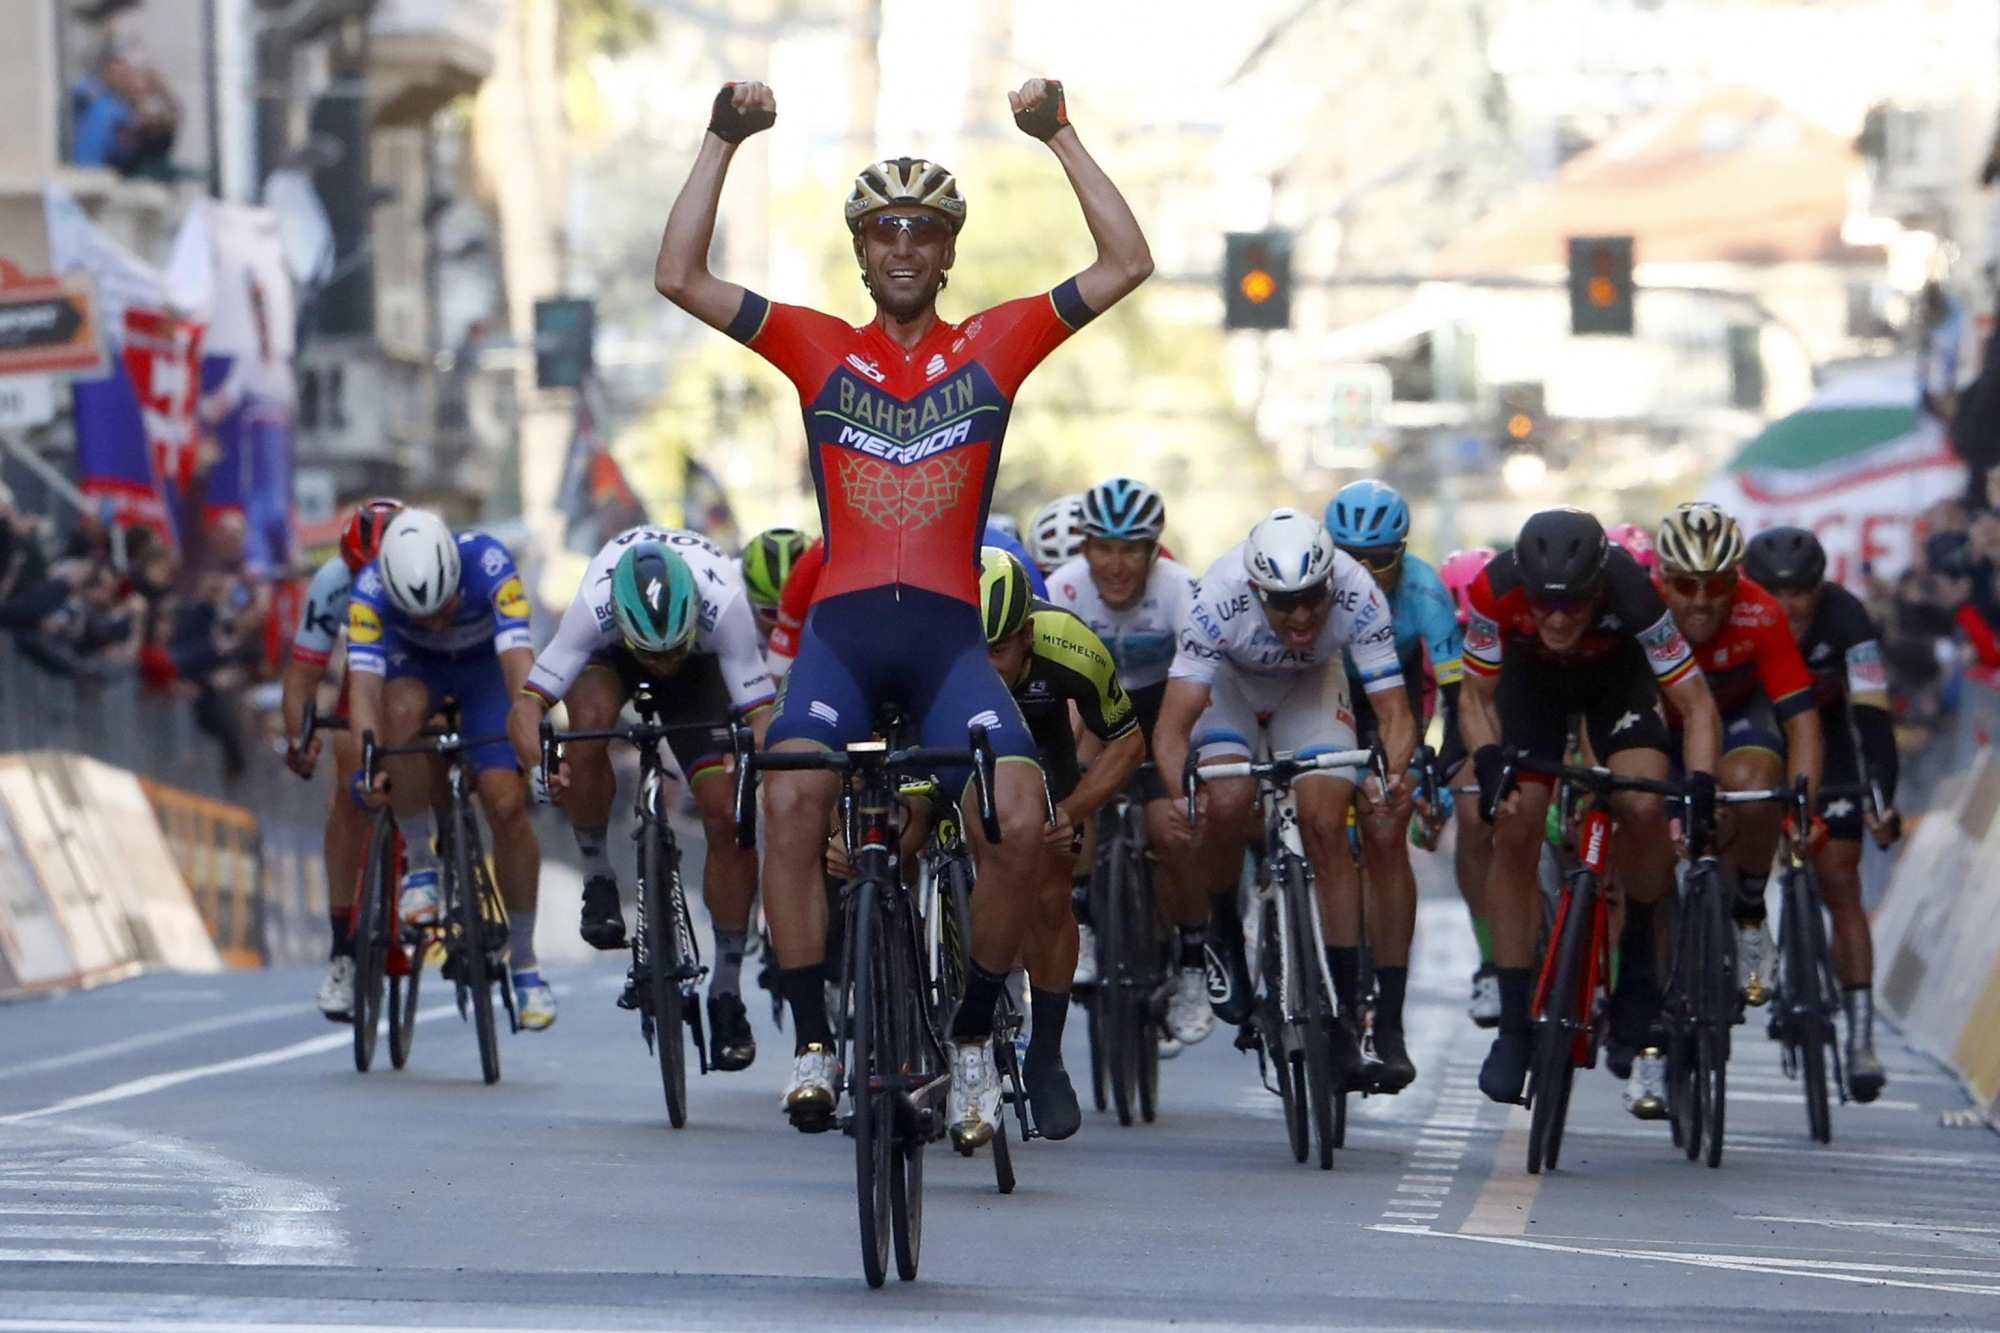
1346, 552, 1463, 691
346, 531, 535, 672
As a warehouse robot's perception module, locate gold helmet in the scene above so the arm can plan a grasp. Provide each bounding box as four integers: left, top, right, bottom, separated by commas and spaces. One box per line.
844, 157, 966, 235
1655, 502, 1745, 576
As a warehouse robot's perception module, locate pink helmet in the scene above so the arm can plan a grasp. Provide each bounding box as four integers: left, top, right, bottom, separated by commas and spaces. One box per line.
1438, 547, 1496, 625
1606, 522, 1658, 573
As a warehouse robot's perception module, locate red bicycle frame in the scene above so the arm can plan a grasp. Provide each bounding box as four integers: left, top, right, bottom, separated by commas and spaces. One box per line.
1530, 806, 1614, 1066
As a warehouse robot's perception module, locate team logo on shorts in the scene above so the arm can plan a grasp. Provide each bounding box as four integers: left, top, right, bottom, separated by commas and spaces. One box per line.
495, 576, 530, 620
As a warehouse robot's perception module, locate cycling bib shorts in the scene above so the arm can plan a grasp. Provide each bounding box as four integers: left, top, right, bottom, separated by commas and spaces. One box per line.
386, 647, 516, 774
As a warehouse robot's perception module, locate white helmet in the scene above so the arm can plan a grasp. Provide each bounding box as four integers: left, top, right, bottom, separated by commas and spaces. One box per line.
1243, 507, 1337, 594
377, 510, 462, 617
1029, 494, 1087, 572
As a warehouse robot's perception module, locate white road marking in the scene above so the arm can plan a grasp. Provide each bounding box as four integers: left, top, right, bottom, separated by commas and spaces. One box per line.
1459, 1103, 1536, 1235
1743, 1215, 2000, 1236
1726, 1089, 1921, 1111
0, 1004, 311, 1083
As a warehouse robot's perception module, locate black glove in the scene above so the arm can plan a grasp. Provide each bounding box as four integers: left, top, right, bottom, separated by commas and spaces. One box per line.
1473, 744, 1508, 824
1013, 78, 1070, 141
1683, 771, 1718, 859
708, 83, 775, 144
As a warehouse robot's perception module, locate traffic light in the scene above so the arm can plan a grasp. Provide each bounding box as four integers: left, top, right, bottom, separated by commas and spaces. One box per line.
1494, 382, 1546, 450
1224, 231, 1292, 331
535, 298, 596, 388
1568, 235, 1634, 336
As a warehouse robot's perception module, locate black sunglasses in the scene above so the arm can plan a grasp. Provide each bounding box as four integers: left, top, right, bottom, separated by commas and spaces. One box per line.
1256, 582, 1331, 614
866, 213, 950, 245
1341, 542, 1406, 574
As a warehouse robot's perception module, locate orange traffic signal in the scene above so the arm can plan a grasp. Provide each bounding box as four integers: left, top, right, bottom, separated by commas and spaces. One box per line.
1225, 232, 1292, 330
1240, 269, 1277, 305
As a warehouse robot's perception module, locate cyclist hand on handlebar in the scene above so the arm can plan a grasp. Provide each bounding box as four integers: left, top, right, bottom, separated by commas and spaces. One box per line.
1042, 801, 1079, 853
1681, 770, 1718, 858
349, 767, 391, 811
1865, 804, 1902, 849
287, 733, 322, 780
1786, 809, 1829, 858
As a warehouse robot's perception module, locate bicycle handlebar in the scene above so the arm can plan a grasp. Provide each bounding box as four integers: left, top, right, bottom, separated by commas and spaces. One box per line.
290, 698, 350, 778
1183, 746, 1379, 828
733, 725, 1003, 850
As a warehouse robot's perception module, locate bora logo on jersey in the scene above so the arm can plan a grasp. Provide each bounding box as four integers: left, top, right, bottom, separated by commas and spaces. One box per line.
495, 576, 531, 621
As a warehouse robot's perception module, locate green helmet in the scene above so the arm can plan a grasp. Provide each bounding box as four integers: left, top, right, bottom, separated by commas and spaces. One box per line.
978, 546, 1033, 644
610, 541, 699, 655
741, 526, 810, 608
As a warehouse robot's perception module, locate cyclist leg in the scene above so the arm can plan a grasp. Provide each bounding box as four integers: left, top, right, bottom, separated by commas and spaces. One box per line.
316, 724, 368, 1020
1815, 726, 1885, 1099
378, 655, 445, 924
1017, 747, 1085, 1139
557, 663, 631, 948
1352, 691, 1419, 1089
1184, 668, 1263, 1032
1715, 697, 1787, 1005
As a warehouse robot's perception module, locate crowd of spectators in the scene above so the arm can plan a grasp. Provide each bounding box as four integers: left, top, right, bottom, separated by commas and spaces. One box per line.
68, 41, 181, 180
0, 487, 272, 782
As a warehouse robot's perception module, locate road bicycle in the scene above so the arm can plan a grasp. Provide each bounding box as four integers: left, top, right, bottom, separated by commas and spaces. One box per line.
1190, 743, 1379, 1171
359, 704, 517, 1085
1085, 766, 1167, 1128
1663, 811, 1734, 1169
736, 724, 1001, 1288
541, 687, 750, 1127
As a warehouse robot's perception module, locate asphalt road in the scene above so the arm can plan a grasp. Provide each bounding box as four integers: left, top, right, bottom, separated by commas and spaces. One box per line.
0, 867, 1996, 1330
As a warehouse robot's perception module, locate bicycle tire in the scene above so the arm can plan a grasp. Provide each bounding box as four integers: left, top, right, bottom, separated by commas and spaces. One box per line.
889, 887, 928, 1282
640, 820, 689, 1128
1138, 1011, 1160, 1124
991, 1113, 1016, 1194
1700, 869, 1730, 1169
1102, 832, 1139, 1127
1527, 874, 1593, 1174
1333, 1084, 1347, 1149
454, 809, 501, 1087
1286, 857, 1336, 1170
351, 812, 396, 1073
1086, 990, 1108, 1113
847, 878, 891, 1289
389, 960, 419, 1069
1785, 869, 1834, 1145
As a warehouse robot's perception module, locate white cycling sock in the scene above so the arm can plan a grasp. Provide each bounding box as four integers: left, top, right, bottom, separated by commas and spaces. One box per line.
403, 812, 440, 875
710, 930, 748, 997
573, 825, 613, 880
509, 909, 538, 973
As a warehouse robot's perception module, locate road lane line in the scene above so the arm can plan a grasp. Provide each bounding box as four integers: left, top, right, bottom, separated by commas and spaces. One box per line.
0, 1005, 312, 1083
1725, 1089, 1921, 1111
1458, 1103, 1536, 1235
1743, 1215, 2000, 1236
0, 1004, 459, 1124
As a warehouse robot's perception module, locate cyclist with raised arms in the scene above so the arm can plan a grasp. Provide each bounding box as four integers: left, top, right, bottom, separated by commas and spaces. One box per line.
283, 497, 402, 1020
653, 76, 1151, 1140
1461, 507, 1721, 1107
1319, 479, 1462, 1091
1743, 525, 1898, 1101
1437, 546, 1500, 1025
1045, 478, 1212, 1039
346, 511, 555, 1029
506, 527, 777, 1069
1655, 503, 1824, 1029
740, 526, 810, 654
1153, 508, 1416, 1085
1028, 494, 1088, 575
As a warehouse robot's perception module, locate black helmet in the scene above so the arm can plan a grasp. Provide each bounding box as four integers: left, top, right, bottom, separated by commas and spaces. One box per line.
1743, 526, 1826, 592
1515, 507, 1608, 602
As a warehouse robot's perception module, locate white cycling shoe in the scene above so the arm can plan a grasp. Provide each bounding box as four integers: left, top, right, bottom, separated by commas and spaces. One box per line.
784, 1043, 839, 1132
512, 971, 557, 1030
1166, 966, 1215, 1044
399, 868, 441, 926
1468, 967, 1502, 1029
1736, 920, 1776, 1007
1623, 1046, 1668, 1120
316, 956, 355, 1022
948, 1039, 1002, 1151
1072, 924, 1099, 988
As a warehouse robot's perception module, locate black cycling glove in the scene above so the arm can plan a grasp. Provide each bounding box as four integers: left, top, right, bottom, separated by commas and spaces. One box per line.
1473, 744, 1508, 823
1683, 770, 1718, 859
1013, 79, 1070, 141
708, 83, 775, 143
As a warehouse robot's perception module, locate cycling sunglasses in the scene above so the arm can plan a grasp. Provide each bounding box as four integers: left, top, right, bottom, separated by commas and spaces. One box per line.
1666, 572, 1737, 599
1256, 583, 1331, 614
1341, 542, 1406, 574
865, 213, 951, 245
1527, 590, 1596, 615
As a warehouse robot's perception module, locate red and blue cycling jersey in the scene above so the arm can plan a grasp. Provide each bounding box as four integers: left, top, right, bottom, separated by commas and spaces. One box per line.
724, 280, 1097, 607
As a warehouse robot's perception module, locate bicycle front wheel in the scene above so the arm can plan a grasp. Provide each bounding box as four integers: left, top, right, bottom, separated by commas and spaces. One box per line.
846, 878, 891, 1289
1528, 876, 1594, 1174
1698, 868, 1731, 1168
351, 810, 398, 1073
388, 956, 420, 1069
1101, 832, 1140, 1127
640, 821, 688, 1128
454, 810, 501, 1087
1284, 858, 1336, 1171
1784, 869, 1833, 1145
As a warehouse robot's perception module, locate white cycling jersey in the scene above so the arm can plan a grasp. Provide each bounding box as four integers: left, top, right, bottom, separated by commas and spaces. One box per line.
523, 526, 776, 710
290, 556, 352, 666
1045, 554, 1197, 692
1171, 544, 1403, 693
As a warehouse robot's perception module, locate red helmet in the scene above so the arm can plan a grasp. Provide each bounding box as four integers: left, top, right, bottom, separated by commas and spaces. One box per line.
340, 497, 405, 572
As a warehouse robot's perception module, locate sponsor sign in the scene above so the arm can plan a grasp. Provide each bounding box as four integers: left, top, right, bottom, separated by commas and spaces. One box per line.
0, 276, 105, 379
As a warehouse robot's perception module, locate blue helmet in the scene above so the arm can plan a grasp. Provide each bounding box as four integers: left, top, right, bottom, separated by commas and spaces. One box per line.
1325, 480, 1410, 550
1081, 477, 1166, 543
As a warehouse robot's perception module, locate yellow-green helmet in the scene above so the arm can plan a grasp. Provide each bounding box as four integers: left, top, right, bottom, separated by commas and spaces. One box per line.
979, 546, 1033, 644
610, 541, 699, 654
740, 526, 808, 609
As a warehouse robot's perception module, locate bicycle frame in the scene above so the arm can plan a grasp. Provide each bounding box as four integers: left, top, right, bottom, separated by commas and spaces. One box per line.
1530, 802, 1614, 1069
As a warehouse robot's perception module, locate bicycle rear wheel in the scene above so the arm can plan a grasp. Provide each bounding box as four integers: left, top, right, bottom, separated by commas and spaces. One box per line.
640, 821, 689, 1128
351, 811, 397, 1073
389, 957, 420, 1069
454, 810, 501, 1087
846, 878, 891, 1289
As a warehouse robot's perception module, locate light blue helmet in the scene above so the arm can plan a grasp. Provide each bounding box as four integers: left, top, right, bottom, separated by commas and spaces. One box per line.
1325, 480, 1411, 550
1081, 477, 1166, 543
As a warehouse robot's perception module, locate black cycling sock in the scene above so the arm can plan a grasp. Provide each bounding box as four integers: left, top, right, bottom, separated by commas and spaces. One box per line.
1325, 945, 1362, 1021
952, 963, 1006, 1042
1026, 987, 1069, 1068
1732, 873, 1770, 925
1619, 899, 1657, 987
1208, 889, 1244, 953
1177, 924, 1208, 970
1070, 874, 1093, 927
1374, 965, 1408, 1032
1496, 966, 1533, 1036
778, 964, 832, 1051
328, 910, 355, 960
